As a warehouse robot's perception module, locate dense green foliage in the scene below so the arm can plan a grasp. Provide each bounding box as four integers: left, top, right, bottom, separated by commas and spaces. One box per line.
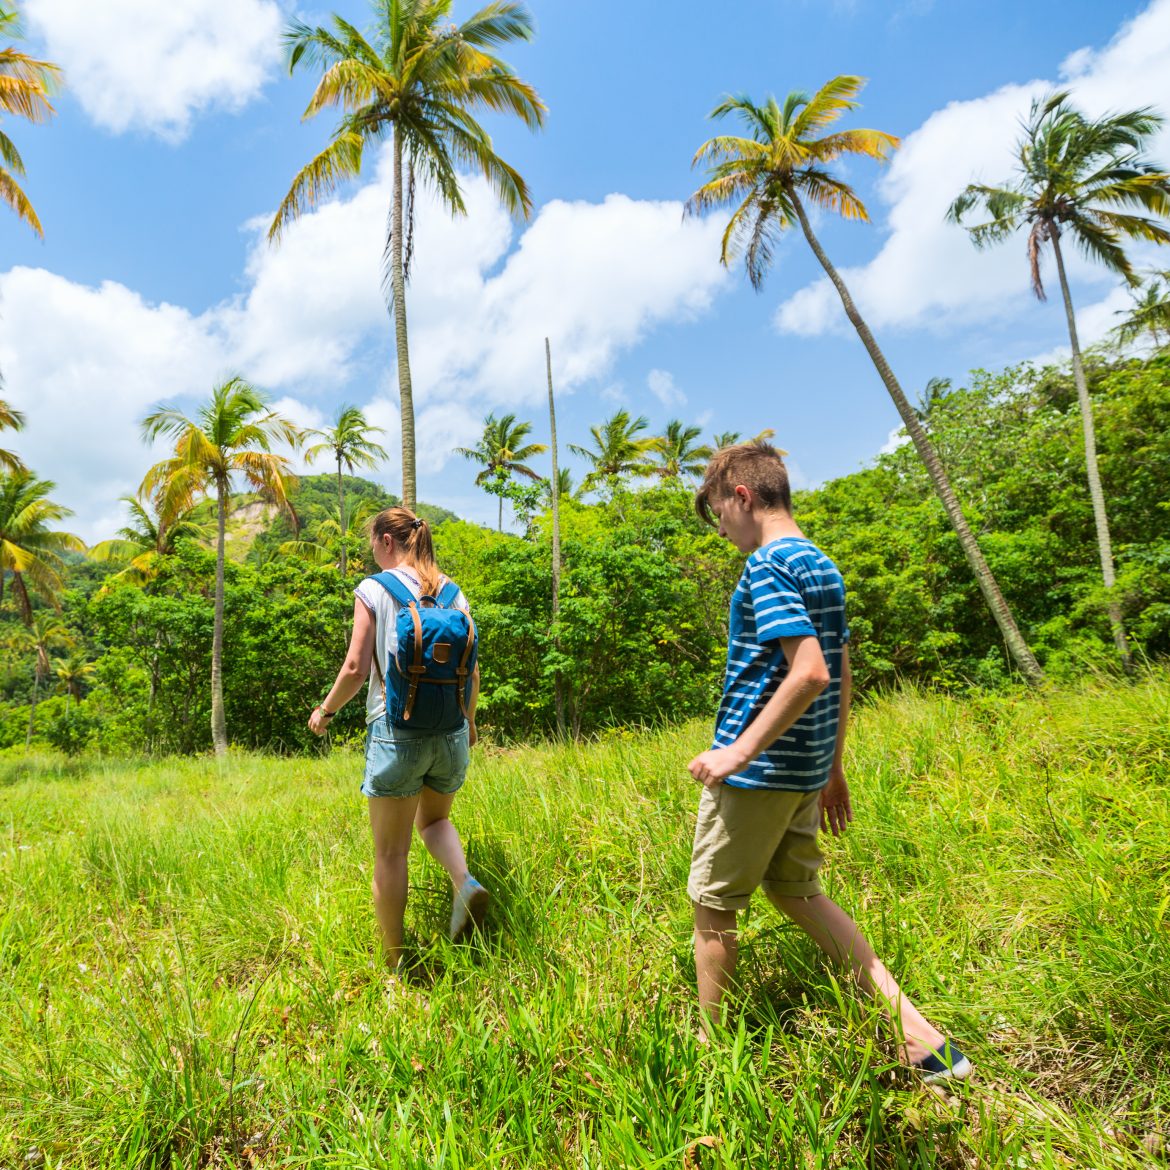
1, 354, 1169, 754
799, 353, 1170, 687
3, 677, 1168, 1167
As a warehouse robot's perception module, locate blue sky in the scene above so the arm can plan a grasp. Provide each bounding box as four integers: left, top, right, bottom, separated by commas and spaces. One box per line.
1, 0, 1167, 539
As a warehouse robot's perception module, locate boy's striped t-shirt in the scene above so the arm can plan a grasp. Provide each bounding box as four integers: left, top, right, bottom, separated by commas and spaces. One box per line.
714, 537, 849, 792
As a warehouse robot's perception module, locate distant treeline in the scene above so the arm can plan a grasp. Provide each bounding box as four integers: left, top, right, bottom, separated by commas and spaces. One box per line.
1, 351, 1167, 755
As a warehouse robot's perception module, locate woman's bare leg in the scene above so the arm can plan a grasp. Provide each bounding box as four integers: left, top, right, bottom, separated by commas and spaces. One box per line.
415, 789, 471, 888
368, 794, 421, 969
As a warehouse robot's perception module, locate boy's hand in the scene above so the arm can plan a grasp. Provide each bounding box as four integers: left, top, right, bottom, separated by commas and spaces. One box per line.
819, 764, 853, 836
688, 745, 750, 789
468, 719, 478, 748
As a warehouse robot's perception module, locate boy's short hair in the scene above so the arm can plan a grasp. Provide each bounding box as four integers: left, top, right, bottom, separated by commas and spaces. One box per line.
695, 441, 792, 526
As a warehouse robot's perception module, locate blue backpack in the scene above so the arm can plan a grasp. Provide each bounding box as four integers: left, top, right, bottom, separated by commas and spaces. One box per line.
369, 571, 478, 732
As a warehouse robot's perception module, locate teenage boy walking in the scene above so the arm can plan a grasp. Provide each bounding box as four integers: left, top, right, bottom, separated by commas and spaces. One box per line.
687, 442, 970, 1083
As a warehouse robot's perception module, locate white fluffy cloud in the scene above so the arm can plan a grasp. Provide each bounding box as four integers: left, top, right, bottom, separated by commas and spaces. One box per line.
0, 156, 729, 540
776, 0, 1170, 341
0, 267, 230, 540
24, 0, 283, 139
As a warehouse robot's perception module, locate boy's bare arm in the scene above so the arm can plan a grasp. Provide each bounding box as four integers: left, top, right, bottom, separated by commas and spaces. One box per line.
688, 635, 829, 788
820, 644, 853, 836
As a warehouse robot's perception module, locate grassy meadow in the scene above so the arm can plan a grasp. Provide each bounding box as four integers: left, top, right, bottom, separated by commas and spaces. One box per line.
2, 677, 1169, 1168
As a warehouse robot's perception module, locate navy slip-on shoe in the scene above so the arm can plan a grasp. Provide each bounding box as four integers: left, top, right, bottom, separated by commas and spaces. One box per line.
913, 1040, 973, 1085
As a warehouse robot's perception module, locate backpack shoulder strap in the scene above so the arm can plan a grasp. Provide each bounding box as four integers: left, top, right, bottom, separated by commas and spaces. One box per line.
436, 580, 461, 608
369, 570, 418, 609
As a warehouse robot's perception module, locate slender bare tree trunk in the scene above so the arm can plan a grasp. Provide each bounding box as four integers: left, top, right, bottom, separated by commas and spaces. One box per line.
546, 338, 566, 737
211, 479, 228, 756
391, 126, 417, 509
789, 191, 1046, 686
25, 672, 39, 749
498, 493, 503, 533
336, 455, 347, 577
1051, 232, 1133, 672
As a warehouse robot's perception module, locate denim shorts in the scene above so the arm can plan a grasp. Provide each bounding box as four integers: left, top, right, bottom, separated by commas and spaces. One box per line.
361, 722, 470, 799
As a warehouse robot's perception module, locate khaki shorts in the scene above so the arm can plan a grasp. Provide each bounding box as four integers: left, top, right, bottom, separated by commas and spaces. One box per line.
688, 783, 824, 911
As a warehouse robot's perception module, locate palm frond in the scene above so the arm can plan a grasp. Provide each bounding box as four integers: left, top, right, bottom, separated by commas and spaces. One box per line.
0, 165, 41, 236
268, 132, 364, 243
791, 75, 866, 137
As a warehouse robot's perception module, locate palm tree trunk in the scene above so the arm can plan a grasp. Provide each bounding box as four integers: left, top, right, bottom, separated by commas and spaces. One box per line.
25, 672, 39, 749
211, 479, 228, 756
498, 494, 503, 532
391, 125, 417, 510
336, 455, 347, 577
789, 190, 1046, 686
1051, 232, 1133, 672
546, 337, 566, 738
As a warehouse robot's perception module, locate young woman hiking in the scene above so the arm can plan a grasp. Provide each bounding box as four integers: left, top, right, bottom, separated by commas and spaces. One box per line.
308, 506, 488, 972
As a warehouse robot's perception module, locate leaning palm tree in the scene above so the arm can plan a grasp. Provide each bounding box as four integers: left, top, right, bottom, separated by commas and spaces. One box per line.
303, 405, 387, 574
688, 76, 1045, 686
569, 410, 657, 499
269, 1, 545, 510
455, 412, 547, 531
0, 395, 26, 473
1112, 269, 1170, 349
651, 420, 713, 481
89, 493, 211, 589
949, 93, 1170, 671
141, 378, 301, 756
0, 470, 84, 622
0, 3, 61, 237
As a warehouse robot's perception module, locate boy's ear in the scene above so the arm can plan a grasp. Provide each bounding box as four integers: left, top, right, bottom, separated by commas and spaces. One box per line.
734, 484, 753, 509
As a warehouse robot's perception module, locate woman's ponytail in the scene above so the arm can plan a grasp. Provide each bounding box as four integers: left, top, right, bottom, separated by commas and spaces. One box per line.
370, 507, 442, 596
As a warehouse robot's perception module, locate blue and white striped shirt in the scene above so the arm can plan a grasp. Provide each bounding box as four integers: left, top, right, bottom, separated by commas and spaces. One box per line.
714, 538, 849, 792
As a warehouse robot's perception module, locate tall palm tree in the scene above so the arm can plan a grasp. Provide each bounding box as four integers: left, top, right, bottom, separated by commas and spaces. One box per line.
303, 405, 387, 575
141, 378, 301, 756
1112, 270, 1170, 349
0, 470, 84, 622
948, 93, 1170, 671
0, 3, 60, 237
269, 0, 545, 509
455, 412, 547, 530
89, 493, 211, 588
6, 611, 72, 746
569, 410, 656, 499
651, 420, 713, 480
0, 395, 27, 473
688, 76, 1045, 686
545, 337, 565, 736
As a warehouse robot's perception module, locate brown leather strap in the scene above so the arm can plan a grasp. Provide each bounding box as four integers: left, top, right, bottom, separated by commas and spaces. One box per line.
403, 602, 425, 721
456, 613, 477, 718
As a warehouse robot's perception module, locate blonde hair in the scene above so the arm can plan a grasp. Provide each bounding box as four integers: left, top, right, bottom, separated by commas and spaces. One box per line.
369, 506, 442, 596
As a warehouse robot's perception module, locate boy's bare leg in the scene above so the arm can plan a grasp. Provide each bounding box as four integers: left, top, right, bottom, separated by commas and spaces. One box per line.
768, 891, 946, 1062
694, 902, 738, 1031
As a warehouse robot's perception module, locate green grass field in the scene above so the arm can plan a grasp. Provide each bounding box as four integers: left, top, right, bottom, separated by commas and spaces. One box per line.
2, 677, 1169, 1168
